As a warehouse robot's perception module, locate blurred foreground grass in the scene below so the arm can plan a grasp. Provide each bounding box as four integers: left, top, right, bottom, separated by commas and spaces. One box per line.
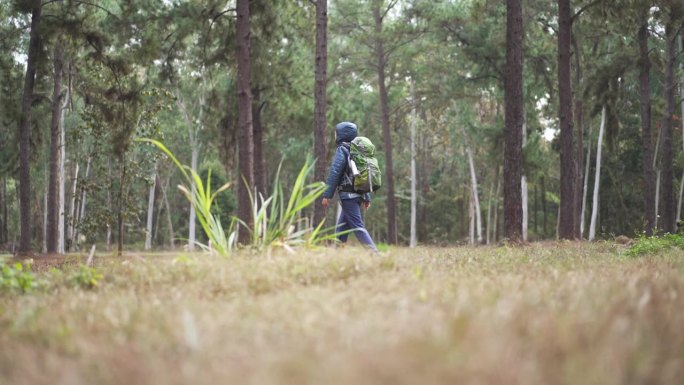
1, 242, 683, 385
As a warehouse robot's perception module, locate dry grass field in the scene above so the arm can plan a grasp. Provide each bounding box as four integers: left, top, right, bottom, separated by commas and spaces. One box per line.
1, 242, 683, 385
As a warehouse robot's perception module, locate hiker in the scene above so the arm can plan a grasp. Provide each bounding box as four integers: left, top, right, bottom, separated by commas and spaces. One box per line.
321, 122, 378, 252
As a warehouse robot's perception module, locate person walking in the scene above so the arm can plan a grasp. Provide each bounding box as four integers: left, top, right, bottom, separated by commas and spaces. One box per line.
321, 122, 378, 252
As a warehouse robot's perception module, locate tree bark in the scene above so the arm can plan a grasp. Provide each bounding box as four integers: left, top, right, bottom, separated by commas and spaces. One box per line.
410, 82, 417, 248
67, 163, 79, 251
188, 147, 198, 250
463, 128, 483, 244
589, 107, 606, 241
74, 158, 90, 250
522, 120, 528, 242
660, 17, 678, 233
0, 177, 5, 245
47, 42, 64, 253
541, 176, 547, 237
252, 90, 266, 198
373, 3, 397, 244
58, 71, 70, 254
160, 176, 175, 249
504, 0, 523, 242
557, 0, 576, 240
313, 0, 328, 228
144, 163, 156, 250
18, 1, 42, 255
580, 121, 593, 237
236, 0, 254, 245
678, 34, 684, 222
639, 15, 656, 235
573, 36, 584, 239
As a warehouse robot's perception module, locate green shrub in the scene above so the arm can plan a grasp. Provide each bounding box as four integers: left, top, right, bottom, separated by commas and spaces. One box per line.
626, 234, 684, 257
68, 265, 104, 289
0, 259, 41, 294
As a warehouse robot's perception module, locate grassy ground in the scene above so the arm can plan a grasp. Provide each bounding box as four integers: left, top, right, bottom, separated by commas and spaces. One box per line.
1, 242, 683, 385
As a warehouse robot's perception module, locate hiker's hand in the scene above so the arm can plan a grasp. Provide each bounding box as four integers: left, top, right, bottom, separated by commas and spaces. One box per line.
322, 198, 330, 209
363, 201, 371, 210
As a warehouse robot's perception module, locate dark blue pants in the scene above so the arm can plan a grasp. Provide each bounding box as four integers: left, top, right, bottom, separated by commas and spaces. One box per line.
337, 197, 377, 251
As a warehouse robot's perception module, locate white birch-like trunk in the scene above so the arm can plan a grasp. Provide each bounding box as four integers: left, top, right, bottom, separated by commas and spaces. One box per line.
67, 163, 79, 249
409, 83, 417, 248
580, 122, 594, 237
145, 163, 157, 250
589, 107, 606, 241
463, 134, 483, 244
57, 85, 69, 254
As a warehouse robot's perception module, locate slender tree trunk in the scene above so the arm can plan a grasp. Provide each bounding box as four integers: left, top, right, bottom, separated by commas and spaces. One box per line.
0, 177, 5, 245
410, 82, 417, 248
372, 4, 397, 244
573, 36, 584, 239
678, 34, 684, 222
145, 163, 157, 250
468, 195, 475, 245
493, 168, 501, 242
522, 120, 528, 242
589, 107, 606, 241
486, 180, 494, 245
558, 0, 577, 240
252, 92, 266, 198
533, 181, 538, 237
188, 147, 198, 250
504, 0, 523, 242
67, 163, 79, 251
660, 17, 678, 233
541, 176, 547, 237
313, 0, 328, 227
58, 73, 70, 254
74, 157, 90, 249
160, 176, 175, 249
639, 16, 656, 235
42, 184, 47, 253
117, 157, 126, 256
463, 129, 483, 244
18, 2, 42, 255
580, 121, 594, 237
236, 0, 254, 244
47, 42, 64, 253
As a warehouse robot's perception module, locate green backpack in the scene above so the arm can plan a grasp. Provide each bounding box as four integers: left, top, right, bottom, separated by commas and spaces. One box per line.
348, 137, 382, 193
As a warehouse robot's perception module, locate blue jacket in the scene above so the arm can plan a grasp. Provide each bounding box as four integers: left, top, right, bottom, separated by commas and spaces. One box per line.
323, 122, 371, 201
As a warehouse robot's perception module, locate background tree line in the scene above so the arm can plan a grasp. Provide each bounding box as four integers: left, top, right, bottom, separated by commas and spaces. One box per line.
0, 0, 683, 255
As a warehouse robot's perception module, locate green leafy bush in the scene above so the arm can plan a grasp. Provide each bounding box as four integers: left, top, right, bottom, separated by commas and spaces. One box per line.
626, 234, 684, 257
0, 259, 41, 294
68, 265, 104, 289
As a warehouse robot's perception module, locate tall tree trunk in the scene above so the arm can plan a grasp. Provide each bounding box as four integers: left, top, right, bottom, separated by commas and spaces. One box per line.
541, 175, 547, 237
372, 4, 397, 244
144, 163, 156, 251
313, 0, 328, 227
580, 121, 594, 237
74, 158, 90, 250
678, 34, 684, 222
0, 177, 5, 245
188, 147, 198, 250
504, 0, 523, 242
252, 92, 266, 197
409, 82, 417, 248
468, 194, 475, 245
18, 1, 42, 255
639, 15, 656, 235
522, 120, 528, 242
58, 71, 70, 254
47, 42, 64, 253
236, 0, 254, 245
67, 163, 79, 251
117, 157, 126, 256
463, 129, 483, 243
573, 36, 584, 239
42, 184, 47, 253
160, 176, 175, 249
558, 0, 576, 240
660, 16, 678, 233
589, 107, 606, 241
